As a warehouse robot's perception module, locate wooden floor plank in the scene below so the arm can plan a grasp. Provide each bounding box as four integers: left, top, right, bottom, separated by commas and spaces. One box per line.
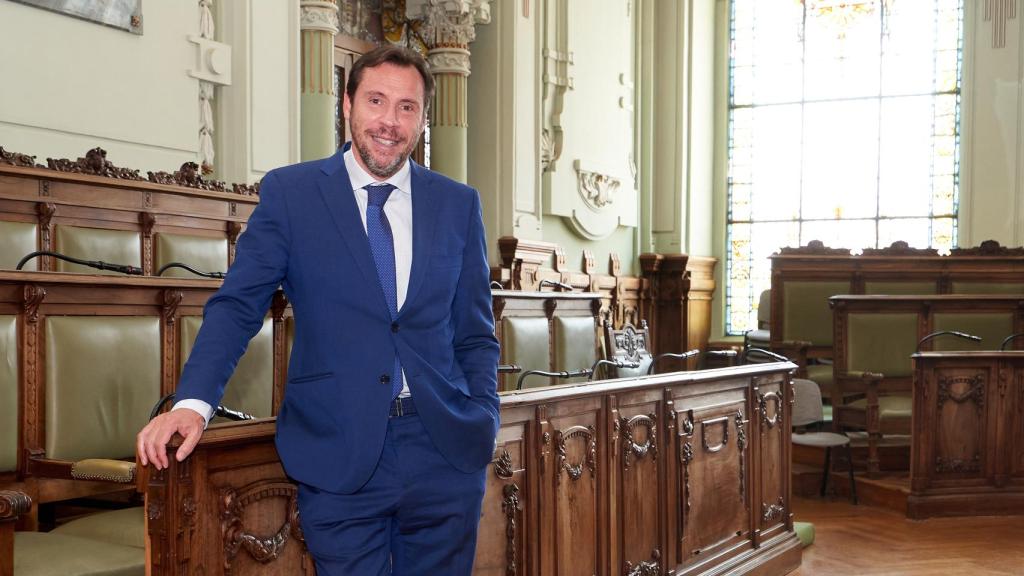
790, 496, 1024, 576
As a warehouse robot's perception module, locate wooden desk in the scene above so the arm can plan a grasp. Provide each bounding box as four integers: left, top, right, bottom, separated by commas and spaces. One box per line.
141, 362, 803, 576
909, 351, 1024, 518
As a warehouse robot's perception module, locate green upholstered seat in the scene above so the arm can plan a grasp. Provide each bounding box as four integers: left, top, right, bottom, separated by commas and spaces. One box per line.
805, 364, 834, 401
847, 395, 912, 420
14, 531, 144, 576
1, 315, 16, 472
54, 226, 141, 276
782, 281, 851, 346
45, 317, 161, 461
793, 521, 815, 548
501, 317, 550, 390
864, 281, 938, 295
847, 313, 917, 377
51, 507, 145, 549
181, 316, 273, 420
154, 233, 228, 278
0, 220, 38, 270
553, 316, 598, 384
932, 312, 1013, 351
951, 281, 1024, 294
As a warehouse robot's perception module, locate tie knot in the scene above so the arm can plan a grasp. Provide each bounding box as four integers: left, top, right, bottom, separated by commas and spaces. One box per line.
366, 183, 396, 208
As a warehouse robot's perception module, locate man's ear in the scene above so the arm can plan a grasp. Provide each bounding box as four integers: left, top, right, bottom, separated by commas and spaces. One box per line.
342, 92, 352, 119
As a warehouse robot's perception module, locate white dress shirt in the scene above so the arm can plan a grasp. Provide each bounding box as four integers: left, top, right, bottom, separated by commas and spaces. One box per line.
174, 149, 414, 424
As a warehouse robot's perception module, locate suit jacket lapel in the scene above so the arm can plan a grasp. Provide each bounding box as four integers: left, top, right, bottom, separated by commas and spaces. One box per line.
316, 150, 391, 317
401, 162, 439, 316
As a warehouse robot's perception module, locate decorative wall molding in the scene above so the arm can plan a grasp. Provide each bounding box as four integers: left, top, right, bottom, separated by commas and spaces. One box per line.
189, 0, 232, 175
0, 146, 42, 168
574, 159, 622, 209
300, 0, 341, 34
47, 147, 142, 180
985, 0, 1017, 49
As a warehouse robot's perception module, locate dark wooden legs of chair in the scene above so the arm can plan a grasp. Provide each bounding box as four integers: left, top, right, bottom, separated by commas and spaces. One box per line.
820, 445, 857, 505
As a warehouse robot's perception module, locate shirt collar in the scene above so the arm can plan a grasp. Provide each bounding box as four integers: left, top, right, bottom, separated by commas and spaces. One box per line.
343, 145, 411, 196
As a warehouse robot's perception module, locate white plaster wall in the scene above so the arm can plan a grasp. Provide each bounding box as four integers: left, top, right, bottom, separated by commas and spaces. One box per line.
0, 1, 198, 172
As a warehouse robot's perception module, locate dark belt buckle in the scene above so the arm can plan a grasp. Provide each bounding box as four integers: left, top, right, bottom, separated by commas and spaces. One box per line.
393, 397, 404, 417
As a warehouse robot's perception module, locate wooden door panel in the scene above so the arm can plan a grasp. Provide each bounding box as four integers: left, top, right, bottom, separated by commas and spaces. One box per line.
755, 378, 787, 536
613, 394, 664, 576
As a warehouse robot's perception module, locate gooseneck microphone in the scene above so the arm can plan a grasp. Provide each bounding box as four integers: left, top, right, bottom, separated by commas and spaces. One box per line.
916, 330, 982, 353
1001, 332, 1024, 351
156, 262, 226, 279
16, 250, 142, 275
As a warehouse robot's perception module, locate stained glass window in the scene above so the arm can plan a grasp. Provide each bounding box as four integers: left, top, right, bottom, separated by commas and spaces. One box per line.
726, 0, 963, 335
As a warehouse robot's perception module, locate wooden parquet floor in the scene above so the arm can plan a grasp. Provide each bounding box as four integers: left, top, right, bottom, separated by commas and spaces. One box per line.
790, 496, 1024, 576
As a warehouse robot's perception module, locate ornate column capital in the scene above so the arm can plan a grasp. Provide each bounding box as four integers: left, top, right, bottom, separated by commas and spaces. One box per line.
406, 0, 491, 75
300, 0, 340, 35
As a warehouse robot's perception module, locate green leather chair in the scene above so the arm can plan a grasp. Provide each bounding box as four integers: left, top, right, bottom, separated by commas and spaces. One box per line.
0, 220, 38, 270
54, 226, 141, 276
552, 316, 598, 384
500, 317, 550, 391
154, 233, 228, 278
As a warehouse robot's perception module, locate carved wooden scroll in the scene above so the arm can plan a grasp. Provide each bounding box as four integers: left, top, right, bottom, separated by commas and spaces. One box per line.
556, 425, 597, 484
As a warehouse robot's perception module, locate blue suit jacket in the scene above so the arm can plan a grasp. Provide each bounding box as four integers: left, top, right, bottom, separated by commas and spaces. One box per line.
175, 149, 500, 493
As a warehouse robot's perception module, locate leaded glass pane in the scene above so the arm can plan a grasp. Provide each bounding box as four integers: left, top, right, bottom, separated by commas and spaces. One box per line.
725, 0, 962, 336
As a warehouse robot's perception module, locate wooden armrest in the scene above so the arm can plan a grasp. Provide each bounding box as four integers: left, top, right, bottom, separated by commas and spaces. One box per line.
2, 490, 33, 576
770, 341, 811, 372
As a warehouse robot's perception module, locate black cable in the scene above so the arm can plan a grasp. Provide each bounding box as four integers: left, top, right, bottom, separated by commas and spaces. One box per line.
16, 250, 142, 275
489, 281, 505, 290
156, 261, 226, 279
742, 348, 789, 364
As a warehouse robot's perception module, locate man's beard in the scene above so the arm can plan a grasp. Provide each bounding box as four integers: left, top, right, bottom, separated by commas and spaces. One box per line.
353, 129, 418, 180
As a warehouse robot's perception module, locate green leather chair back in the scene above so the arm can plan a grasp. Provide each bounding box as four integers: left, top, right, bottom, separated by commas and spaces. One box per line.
951, 281, 1024, 294
783, 281, 850, 345
933, 312, 1014, 351
0, 220, 37, 270
864, 281, 938, 295
55, 226, 141, 275
0, 315, 17, 472
846, 313, 917, 377
154, 233, 228, 278
501, 317, 550, 391
180, 316, 273, 420
553, 316, 598, 384
45, 317, 160, 461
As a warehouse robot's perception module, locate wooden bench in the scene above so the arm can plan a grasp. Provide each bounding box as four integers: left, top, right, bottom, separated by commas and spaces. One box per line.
121, 361, 800, 576
829, 293, 1024, 475
770, 240, 1024, 400
0, 271, 290, 530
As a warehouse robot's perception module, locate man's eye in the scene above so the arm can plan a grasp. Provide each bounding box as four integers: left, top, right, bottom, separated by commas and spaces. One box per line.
369, 97, 382, 105
401, 104, 415, 112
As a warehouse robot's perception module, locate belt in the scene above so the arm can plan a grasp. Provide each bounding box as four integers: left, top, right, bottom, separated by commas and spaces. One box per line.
389, 396, 416, 418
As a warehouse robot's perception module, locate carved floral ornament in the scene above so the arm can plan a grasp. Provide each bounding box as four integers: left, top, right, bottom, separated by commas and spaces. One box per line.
576, 164, 621, 209
300, 0, 341, 34
406, 0, 492, 49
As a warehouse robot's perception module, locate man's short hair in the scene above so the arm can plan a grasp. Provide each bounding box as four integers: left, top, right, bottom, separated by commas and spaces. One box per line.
346, 45, 434, 111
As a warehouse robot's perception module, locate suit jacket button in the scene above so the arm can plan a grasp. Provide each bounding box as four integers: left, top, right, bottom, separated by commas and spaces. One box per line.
391, 322, 399, 333
380, 374, 391, 385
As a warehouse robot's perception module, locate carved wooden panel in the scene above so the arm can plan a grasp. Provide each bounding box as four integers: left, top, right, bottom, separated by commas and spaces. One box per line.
475, 420, 530, 576
675, 388, 750, 565
220, 481, 309, 576
612, 392, 664, 576
538, 398, 603, 576
933, 368, 990, 479
755, 377, 789, 541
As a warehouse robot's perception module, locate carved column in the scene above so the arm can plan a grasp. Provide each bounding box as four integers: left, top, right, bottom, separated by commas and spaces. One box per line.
300, 0, 341, 161
406, 0, 492, 182
639, 253, 690, 371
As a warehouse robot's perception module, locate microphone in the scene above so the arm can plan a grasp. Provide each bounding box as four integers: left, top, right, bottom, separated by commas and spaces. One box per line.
1001, 332, 1024, 351
647, 349, 700, 375
742, 348, 790, 364
149, 392, 255, 422
16, 250, 142, 275
588, 358, 641, 381
539, 279, 574, 292
156, 262, 226, 279
516, 368, 593, 390
916, 330, 982, 353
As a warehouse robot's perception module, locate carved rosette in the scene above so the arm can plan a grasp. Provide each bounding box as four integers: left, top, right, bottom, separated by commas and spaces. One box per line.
300, 0, 340, 34
556, 425, 597, 484
761, 497, 785, 523
221, 483, 303, 575
625, 549, 661, 576
619, 413, 657, 471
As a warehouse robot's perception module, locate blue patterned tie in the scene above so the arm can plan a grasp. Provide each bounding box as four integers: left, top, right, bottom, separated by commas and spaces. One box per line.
366, 183, 403, 399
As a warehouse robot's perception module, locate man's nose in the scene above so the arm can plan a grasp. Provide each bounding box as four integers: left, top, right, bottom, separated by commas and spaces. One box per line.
381, 105, 400, 126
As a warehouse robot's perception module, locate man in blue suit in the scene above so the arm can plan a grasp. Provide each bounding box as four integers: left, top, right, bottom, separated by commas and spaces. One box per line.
137, 45, 500, 575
